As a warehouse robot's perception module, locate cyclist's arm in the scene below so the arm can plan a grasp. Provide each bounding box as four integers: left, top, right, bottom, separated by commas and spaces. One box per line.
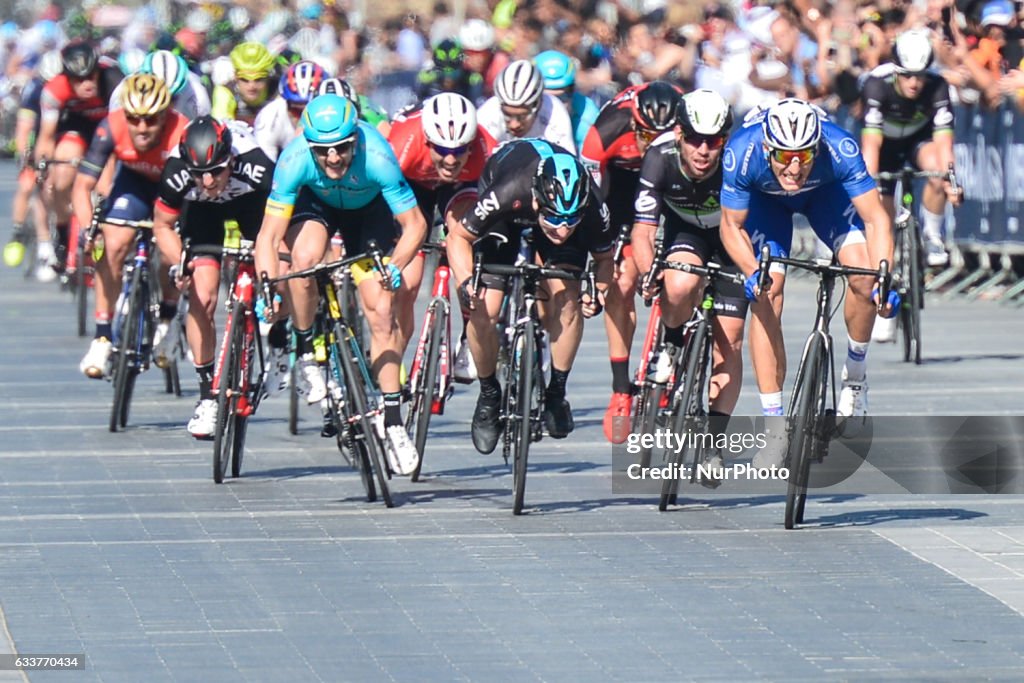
211, 85, 236, 121
445, 217, 477, 291
391, 205, 428, 272
13, 109, 35, 161
71, 172, 99, 233
719, 206, 757, 277
152, 203, 183, 269
255, 210, 290, 288
850, 189, 893, 271
860, 129, 883, 179
153, 159, 189, 267
34, 116, 57, 164
630, 158, 664, 275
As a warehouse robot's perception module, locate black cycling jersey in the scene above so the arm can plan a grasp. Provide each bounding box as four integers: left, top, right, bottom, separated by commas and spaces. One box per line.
635, 137, 723, 231
415, 69, 485, 107
861, 64, 953, 140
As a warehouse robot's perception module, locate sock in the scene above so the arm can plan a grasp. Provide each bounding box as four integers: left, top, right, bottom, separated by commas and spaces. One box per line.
294, 326, 314, 356
55, 222, 69, 250
760, 392, 784, 416
546, 367, 569, 402
10, 222, 24, 241
268, 320, 289, 349
96, 322, 112, 340
383, 391, 402, 427
610, 357, 631, 394
921, 208, 943, 244
845, 335, 869, 383
158, 301, 177, 321
195, 362, 215, 400
479, 373, 501, 398
663, 323, 685, 348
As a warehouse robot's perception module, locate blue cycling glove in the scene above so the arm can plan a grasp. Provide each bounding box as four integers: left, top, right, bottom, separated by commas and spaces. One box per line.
873, 287, 901, 318
744, 272, 768, 302
380, 262, 402, 290
255, 294, 281, 324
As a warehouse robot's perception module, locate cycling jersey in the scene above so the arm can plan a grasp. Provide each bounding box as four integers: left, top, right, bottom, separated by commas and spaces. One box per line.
253, 96, 301, 162
210, 81, 275, 125
266, 120, 418, 220
722, 113, 877, 256
17, 76, 44, 138
861, 64, 953, 140
462, 139, 613, 270
388, 104, 496, 190
39, 62, 123, 132
79, 109, 190, 182
356, 94, 389, 128
416, 68, 485, 106
477, 93, 576, 154
568, 92, 600, 155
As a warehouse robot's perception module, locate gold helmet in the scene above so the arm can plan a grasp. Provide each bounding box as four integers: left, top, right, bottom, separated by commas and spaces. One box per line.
121, 73, 171, 117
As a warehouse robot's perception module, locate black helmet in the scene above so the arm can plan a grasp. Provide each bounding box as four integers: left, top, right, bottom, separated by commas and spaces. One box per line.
179, 116, 233, 172
633, 80, 683, 132
533, 152, 589, 218
61, 41, 99, 78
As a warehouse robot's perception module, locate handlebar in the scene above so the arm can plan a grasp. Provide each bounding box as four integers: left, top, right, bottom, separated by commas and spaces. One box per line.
102, 217, 155, 230
876, 165, 961, 199
656, 259, 747, 285
262, 240, 387, 287
756, 245, 892, 312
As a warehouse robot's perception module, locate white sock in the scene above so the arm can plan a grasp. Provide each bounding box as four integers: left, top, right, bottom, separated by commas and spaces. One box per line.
921, 208, 944, 244
845, 335, 869, 382
37, 241, 54, 259
760, 391, 783, 416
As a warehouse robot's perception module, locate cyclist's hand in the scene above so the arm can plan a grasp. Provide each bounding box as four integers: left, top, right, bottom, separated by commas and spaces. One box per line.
873, 286, 900, 319
168, 264, 190, 292
457, 277, 480, 312
256, 293, 282, 324
945, 181, 963, 207
744, 271, 771, 301
377, 263, 402, 291
581, 288, 605, 318
636, 271, 661, 301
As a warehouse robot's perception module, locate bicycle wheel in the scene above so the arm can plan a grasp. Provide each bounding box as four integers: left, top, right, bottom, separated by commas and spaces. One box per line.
230, 314, 256, 479
784, 335, 825, 529
408, 304, 446, 481
213, 305, 243, 484
75, 236, 88, 337
109, 269, 143, 432
336, 322, 392, 507
906, 218, 923, 365
659, 319, 710, 511
288, 363, 300, 435
334, 397, 377, 503
510, 319, 536, 516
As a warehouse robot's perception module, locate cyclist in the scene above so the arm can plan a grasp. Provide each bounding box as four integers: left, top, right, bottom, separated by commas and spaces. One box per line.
445, 140, 614, 454
416, 38, 485, 105
74, 74, 189, 379
631, 89, 746, 484
212, 42, 277, 125
254, 60, 326, 161
579, 80, 683, 443
534, 50, 599, 154
719, 98, 897, 467
318, 78, 390, 135
3, 50, 63, 280
458, 19, 510, 99
35, 41, 124, 273
476, 59, 576, 153
860, 29, 960, 342
139, 49, 211, 119
388, 92, 498, 382
253, 94, 429, 477
152, 116, 277, 438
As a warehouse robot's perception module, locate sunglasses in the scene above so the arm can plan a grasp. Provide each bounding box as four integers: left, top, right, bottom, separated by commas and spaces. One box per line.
539, 211, 583, 229
634, 127, 659, 145
190, 160, 232, 177
770, 147, 816, 166
501, 107, 538, 123
311, 138, 356, 158
429, 141, 471, 158
683, 132, 726, 150
126, 113, 162, 126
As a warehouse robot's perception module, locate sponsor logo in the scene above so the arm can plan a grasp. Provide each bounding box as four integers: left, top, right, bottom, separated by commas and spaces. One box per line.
166, 168, 191, 193
935, 108, 953, 127
473, 190, 500, 221
723, 148, 737, 173
238, 162, 266, 185
839, 138, 860, 158
865, 108, 884, 127
634, 189, 658, 214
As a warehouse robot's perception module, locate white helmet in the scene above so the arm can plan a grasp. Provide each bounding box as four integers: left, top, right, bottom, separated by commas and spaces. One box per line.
893, 29, 933, 74
422, 93, 477, 148
227, 7, 251, 33
762, 98, 821, 151
679, 89, 733, 136
459, 19, 495, 51
38, 50, 63, 82
495, 60, 544, 109
210, 56, 235, 87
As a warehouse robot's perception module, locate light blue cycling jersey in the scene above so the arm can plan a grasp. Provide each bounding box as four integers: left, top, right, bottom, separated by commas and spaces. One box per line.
266, 120, 418, 218
570, 93, 600, 154
720, 114, 877, 211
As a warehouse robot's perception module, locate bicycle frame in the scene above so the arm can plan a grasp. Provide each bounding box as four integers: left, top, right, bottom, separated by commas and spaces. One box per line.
408, 244, 453, 415
212, 244, 265, 419
112, 228, 153, 367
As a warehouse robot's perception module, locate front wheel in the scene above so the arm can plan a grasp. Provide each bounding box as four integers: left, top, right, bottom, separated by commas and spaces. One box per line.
784, 336, 825, 529
408, 304, 446, 481
510, 321, 536, 516
109, 270, 143, 432
213, 305, 244, 484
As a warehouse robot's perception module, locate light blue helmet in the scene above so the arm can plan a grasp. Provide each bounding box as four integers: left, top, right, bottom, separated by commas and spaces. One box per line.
534, 50, 575, 90
301, 94, 358, 145
534, 152, 589, 218
118, 48, 146, 76
0, 22, 18, 43
141, 50, 189, 96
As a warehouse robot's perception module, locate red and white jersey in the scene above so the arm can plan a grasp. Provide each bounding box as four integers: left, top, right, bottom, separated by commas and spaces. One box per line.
388, 104, 497, 190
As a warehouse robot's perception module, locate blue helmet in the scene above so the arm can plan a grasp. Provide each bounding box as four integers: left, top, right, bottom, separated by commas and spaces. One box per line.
118, 48, 146, 76
533, 153, 589, 218
301, 94, 358, 145
141, 50, 188, 96
534, 50, 575, 90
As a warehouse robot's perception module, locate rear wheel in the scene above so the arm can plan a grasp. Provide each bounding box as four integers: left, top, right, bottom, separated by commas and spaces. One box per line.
109, 270, 143, 432
785, 336, 825, 529
659, 319, 709, 511
213, 305, 243, 484
408, 305, 446, 481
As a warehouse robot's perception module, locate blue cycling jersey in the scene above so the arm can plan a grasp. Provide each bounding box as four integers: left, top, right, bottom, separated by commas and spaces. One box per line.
720, 115, 877, 211
570, 93, 600, 155
266, 120, 418, 219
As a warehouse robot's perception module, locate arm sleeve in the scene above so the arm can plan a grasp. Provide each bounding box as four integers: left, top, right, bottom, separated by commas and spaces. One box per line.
265, 141, 308, 218
366, 136, 419, 216
931, 81, 954, 131
861, 77, 885, 132
155, 157, 191, 214
211, 86, 237, 121
77, 120, 116, 179
720, 140, 753, 211
633, 148, 665, 226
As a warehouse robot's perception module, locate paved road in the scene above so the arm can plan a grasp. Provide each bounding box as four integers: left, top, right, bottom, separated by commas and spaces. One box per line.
1, 163, 1024, 682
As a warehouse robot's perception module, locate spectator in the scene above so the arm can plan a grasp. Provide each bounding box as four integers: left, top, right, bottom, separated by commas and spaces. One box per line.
396, 13, 427, 71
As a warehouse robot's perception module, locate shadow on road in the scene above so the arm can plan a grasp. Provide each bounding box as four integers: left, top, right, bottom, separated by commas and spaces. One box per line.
807, 505, 988, 527
923, 353, 1024, 365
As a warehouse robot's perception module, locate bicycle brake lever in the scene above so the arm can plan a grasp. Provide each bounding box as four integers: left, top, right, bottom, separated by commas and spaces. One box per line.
757, 245, 772, 292
876, 259, 890, 314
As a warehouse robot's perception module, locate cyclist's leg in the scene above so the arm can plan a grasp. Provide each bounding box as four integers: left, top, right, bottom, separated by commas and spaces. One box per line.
708, 247, 749, 417
914, 137, 952, 262
660, 222, 714, 336
444, 186, 480, 382
871, 141, 901, 343
283, 191, 331, 333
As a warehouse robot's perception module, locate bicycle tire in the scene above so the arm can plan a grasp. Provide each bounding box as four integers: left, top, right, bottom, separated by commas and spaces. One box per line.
635, 384, 664, 469
109, 267, 143, 432
906, 217, 923, 365
288, 362, 300, 435
169, 359, 182, 397
231, 310, 256, 479
213, 305, 243, 484
897, 224, 913, 363
511, 319, 536, 516
75, 238, 88, 337
659, 319, 709, 511
785, 335, 825, 529
336, 321, 392, 507
409, 304, 446, 481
